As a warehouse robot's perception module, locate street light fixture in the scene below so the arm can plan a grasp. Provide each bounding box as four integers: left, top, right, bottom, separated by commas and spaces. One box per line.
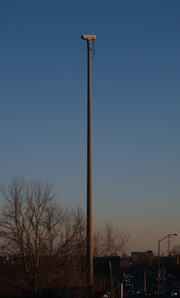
81, 34, 96, 290
157, 234, 177, 295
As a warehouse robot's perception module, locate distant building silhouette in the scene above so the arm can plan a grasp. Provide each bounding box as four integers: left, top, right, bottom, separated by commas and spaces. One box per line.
131, 250, 153, 265
131, 250, 153, 259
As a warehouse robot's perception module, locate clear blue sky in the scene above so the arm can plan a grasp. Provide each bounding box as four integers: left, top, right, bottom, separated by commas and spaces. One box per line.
1, 0, 180, 255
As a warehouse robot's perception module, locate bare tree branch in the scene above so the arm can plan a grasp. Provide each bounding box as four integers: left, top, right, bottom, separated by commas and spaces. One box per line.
0, 176, 87, 297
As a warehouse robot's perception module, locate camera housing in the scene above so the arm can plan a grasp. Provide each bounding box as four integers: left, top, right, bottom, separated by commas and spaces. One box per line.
81, 35, 96, 40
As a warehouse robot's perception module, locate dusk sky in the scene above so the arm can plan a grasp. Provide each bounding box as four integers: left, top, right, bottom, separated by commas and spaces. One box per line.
1, 0, 180, 256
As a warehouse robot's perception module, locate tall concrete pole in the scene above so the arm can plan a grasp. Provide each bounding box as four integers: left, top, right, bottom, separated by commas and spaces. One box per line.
81, 34, 96, 289
87, 38, 93, 287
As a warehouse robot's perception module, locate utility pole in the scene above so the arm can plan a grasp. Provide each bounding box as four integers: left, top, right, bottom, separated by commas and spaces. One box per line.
144, 271, 146, 295
81, 34, 96, 290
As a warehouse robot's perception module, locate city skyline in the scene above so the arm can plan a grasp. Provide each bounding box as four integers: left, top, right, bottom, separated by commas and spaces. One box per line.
0, 1, 180, 256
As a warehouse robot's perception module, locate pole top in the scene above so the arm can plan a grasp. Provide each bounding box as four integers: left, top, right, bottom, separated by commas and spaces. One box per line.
81, 35, 96, 40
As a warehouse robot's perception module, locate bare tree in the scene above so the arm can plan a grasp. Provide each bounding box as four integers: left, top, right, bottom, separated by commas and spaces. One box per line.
0, 176, 86, 297
171, 245, 180, 256
93, 228, 102, 257
100, 222, 130, 256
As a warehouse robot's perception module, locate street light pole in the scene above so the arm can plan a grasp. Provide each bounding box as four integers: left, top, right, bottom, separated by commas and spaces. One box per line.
81, 34, 96, 289
157, 233, 177, 296
158, 239, 160, 296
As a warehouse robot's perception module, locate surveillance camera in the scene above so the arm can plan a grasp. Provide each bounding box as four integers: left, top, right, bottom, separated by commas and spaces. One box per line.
81, 35, 96, 40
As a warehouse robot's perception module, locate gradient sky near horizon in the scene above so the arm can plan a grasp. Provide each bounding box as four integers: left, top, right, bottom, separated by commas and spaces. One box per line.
1, 0, 180, 256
